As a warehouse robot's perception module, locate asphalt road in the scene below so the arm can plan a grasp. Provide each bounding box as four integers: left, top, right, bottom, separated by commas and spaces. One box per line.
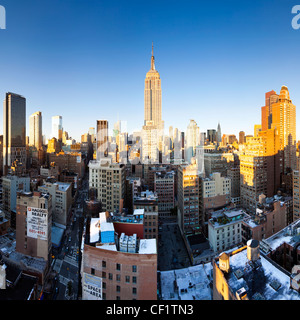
52, 176, 88, 300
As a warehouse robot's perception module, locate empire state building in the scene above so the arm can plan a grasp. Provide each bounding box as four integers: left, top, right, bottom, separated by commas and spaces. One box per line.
142, 43, 164, 163
144, 43, 164, 130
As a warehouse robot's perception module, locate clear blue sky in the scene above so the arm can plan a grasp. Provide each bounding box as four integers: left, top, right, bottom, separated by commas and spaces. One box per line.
0, 0, 300, 141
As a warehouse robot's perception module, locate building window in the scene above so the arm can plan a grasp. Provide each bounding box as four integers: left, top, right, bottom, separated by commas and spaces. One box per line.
91, 268, 95, 275
116, 285, 121, 292
116, 263, 121, 271
132, 276, 137, 284
125, 276, 130, 283
132, 287, 137, 295
102, 271, 106, 279
109, 273, 113, 280
103, 292, 106, 300
102, 261, 106, 268
116, 274, 121, 282
132, 265, 137, 273
103, 282, 106, 289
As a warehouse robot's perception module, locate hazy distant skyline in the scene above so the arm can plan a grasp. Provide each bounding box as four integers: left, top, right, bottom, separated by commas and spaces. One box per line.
0, 0, 300, 141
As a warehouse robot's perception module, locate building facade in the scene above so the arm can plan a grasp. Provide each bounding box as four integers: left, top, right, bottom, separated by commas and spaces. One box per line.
200, 172, 231, 223
178, 162, 200, 235
38, 180, 72, 227
89, 159, 125, 213
81, 212, 157, 300
208, 208, 245, 253
16, 191, 52, 263
154, 171, 175, 219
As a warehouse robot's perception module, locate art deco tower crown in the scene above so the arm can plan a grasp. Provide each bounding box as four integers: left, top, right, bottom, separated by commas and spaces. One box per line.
144, 42, 163, 129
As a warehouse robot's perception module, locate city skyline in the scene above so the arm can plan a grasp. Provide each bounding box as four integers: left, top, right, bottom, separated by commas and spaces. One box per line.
0, 0, 300, 141
2, 0, 300, 303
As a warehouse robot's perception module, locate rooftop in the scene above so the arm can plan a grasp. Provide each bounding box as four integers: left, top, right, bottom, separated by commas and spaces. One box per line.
39, 180, 71, 192
218, 246, 300, 300
160, 263, 213, 300
87, 212, 156, 255
134, 190, 158, 202
261, 219, 300, 253
209, 208, 247, 227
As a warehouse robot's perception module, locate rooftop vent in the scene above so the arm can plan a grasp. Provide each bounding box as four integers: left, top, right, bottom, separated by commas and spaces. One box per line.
252, 292, 265, 300
259, 240, 270, 254
236, 287, 247, 300
234, 269, 244, 280
270, 279, 281, 291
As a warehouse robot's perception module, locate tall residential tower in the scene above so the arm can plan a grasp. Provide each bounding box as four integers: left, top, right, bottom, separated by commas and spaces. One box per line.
29, 111, 42, 150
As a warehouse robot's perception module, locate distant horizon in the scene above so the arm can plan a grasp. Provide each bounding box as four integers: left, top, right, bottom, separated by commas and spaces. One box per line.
0, 0, 299, 141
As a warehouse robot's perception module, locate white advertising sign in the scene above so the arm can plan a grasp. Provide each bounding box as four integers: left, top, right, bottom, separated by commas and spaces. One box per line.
82, 273, 102, 300
27, 207, 48, 240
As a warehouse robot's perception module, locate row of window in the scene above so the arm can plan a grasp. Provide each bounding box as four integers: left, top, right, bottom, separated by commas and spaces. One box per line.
100, 262, 137, 273
98, 272, 137, 284
102, 284, 137, 295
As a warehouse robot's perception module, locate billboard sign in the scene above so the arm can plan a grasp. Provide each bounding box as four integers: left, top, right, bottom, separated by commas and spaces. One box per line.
82, 273, 102, 300
27, 207, 48, 240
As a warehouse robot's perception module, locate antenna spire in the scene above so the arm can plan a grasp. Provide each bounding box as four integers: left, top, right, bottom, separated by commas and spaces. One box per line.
151, 41, 155, 70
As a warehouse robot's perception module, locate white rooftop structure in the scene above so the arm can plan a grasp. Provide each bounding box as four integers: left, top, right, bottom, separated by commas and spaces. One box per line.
96, 243, 117, 251
139, 239, 157, 254
90, 218, 101, 243
133, 209, 144, 216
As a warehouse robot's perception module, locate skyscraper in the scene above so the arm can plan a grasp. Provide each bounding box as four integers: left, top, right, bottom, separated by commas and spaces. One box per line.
144, 42, 163, 130
239, 131, 245, 144
271, 86, 296, 172
52, 115, 63, 140
3, 92, 26, 174
142, 43, 164, 163
29, 111, 42, 150
96, 119, 108, 160
185, 119, 200, 163
261, 86, 296, 173
261, 90, 278, 131
217, 122, 222, 144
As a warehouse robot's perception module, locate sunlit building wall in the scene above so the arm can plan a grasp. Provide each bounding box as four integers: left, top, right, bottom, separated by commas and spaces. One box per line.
178, 161, 200, 235
271, 86, 296, 173
29, 111, 42, 150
